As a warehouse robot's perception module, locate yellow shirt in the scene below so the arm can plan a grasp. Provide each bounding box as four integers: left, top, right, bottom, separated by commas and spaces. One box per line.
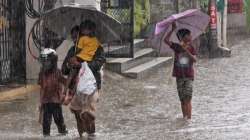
76, 36, 100, 61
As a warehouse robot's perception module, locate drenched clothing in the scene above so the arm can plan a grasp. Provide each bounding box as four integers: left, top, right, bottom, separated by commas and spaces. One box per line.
88, 47, 106, 89
70, 91, 99, 135
76, 36, 101, 62
169, 42, 196, 102
72, 110, 95, 136
176, 77, 193, 101
170, 43, 196, 79
38, 69, 65, 104
61, 39, 105, 136
42, 103, 67, 135
62, 46, 106, 90
38, 69, 67, 136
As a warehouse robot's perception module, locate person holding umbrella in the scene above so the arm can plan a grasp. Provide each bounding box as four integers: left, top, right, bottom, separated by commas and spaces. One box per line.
154, 9, 209, 120
164, 22, 197, 120
62, 20, 105, 137
61, 26, 80, 107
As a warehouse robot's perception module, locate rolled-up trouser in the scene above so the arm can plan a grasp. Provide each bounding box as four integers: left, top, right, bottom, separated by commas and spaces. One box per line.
70, 91, 99, 135
176, 78, 193, 102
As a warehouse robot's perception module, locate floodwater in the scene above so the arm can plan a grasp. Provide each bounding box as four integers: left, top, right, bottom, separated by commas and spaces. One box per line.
1, 39, 250, 140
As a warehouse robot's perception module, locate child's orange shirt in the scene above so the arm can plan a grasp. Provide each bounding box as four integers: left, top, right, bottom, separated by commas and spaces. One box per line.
76, 36, 100, 61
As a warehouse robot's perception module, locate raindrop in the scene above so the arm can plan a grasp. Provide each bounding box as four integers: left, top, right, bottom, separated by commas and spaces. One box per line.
144, 85, 157, 89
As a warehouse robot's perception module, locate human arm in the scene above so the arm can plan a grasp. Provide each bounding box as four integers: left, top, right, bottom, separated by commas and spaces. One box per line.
61, 51, 71, 75
88, 46, 106, 71
58, 71, 67, 86
182, 44, 197, 63
38, 72, 44, 106
164, 22, 177, 46
63, 57, 81, 90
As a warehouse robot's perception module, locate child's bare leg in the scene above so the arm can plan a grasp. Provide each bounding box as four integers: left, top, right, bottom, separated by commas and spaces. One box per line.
187, 100, 192, 119
181, 101, 186, 118
182, 100, 192, 119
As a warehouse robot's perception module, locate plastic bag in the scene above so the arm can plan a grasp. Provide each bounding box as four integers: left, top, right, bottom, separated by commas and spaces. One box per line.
77, 62, 97, 95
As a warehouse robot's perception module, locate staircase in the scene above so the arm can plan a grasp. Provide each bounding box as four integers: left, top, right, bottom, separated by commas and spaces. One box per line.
105, 39, 172, 79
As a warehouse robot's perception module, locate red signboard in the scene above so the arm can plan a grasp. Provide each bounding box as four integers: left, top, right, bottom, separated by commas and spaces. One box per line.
210, 5, 217, 29
228, 0, 243, 13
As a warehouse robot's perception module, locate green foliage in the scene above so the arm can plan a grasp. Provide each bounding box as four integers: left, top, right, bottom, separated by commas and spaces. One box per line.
244, 0, 250, 31
200, 0, 209, 12
217, 0, 225, 12
106, 0, 150, 37
134, 0, 150, 37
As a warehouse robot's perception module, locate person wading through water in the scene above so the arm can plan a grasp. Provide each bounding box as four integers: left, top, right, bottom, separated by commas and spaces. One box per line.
164, 22, 197, 120
62, 20, 105, 137
38, 48, 68, 137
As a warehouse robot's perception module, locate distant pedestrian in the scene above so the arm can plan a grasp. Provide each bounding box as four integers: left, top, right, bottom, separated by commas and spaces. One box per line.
38, 48, 68, 136
164, 22, 197, 120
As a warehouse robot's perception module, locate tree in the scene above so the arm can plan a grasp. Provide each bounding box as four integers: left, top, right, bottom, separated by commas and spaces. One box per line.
134, 0, 150, 37
245, 0, 250, 31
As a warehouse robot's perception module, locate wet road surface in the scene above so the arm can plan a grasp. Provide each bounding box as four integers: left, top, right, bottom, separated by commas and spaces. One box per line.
1, 39, 250, 140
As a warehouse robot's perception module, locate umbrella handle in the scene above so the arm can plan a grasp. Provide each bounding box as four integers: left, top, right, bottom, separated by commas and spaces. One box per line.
74, 32, 80, 54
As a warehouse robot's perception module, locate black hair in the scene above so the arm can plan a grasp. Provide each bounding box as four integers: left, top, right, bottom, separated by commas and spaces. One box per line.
80, 20, 96, 37
71, 25, 80, 35
176, 28, 191, 41
40, 52, 58, 72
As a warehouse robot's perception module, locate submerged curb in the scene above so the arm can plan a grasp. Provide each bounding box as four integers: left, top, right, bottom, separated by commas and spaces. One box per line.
0, 85, 40, 101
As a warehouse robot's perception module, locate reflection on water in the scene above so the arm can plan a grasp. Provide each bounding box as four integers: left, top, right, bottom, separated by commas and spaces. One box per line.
1, 39, 250, 139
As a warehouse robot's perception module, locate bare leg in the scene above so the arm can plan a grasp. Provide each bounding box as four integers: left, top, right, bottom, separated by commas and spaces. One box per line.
187, 100, 192, 119
181, 101, 186, 118
182, 100, 191, 119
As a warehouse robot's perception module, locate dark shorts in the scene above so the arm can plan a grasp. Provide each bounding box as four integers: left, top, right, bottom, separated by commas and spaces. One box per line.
176, 78, 193, 102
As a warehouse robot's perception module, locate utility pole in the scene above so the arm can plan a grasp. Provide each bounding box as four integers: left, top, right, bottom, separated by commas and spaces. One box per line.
217, 2, 222, 48
208, 0, 218, 53
222, 0, 228, 48
191, 0, 199, 8
175, 0, 179, 13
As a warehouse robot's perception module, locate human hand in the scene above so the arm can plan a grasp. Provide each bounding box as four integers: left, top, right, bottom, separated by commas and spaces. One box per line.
69, 57, 80, 67
172, 22, 177, 31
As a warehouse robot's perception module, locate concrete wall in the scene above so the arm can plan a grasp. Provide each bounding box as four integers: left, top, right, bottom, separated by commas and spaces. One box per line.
25, 0, 39, 83
149, 0, 198, 23
228, 13, 246, 29
26, 17, 70, 83
26, 17, 71, 83
26, 18, 40, 83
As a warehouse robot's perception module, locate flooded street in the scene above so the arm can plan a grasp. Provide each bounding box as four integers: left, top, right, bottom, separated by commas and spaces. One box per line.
1, 39, 250, 140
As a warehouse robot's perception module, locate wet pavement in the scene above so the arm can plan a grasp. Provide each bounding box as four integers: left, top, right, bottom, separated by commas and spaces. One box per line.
1, 39, 250, 140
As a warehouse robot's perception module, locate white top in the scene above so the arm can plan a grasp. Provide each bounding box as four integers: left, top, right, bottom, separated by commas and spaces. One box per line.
40, 48, 57, 55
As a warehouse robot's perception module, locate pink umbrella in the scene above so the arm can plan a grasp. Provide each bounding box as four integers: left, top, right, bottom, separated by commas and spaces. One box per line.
152, 9, 210, 54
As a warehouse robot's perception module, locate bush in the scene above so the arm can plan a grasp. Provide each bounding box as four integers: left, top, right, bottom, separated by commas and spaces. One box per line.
134, 0, 150, 37
244, 0, 250, 31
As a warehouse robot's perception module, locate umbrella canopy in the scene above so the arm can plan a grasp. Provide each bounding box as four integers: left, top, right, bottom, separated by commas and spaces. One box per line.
152, 9, 210, 54
42, 3, 122, 43
53, 0, 101, 10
